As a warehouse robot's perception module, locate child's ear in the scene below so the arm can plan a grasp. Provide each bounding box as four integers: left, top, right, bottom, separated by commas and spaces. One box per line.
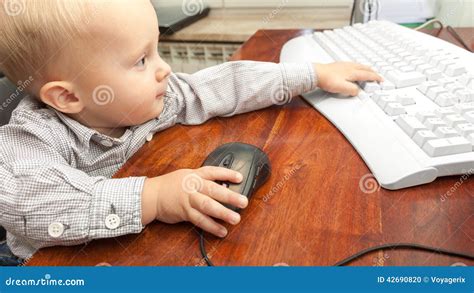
39, 81, 84, 114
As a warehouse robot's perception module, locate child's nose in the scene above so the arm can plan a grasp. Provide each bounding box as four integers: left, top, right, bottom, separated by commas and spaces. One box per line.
155, 61, 171, 82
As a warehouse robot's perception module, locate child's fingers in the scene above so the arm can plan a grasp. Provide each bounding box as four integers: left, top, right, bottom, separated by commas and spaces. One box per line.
348, 70, 383, 83
355, 64, 376, 72
339, 81, 360, 96
188, 208, 228, 237
189, 191, 241, 225
201, 180, 248, 209
197, 166, 243, 183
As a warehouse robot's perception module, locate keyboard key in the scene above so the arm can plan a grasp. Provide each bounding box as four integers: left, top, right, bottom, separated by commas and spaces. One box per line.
454, 103, 474, 114
425, 118, 447, 130
360, 81, 381, 93
438, 59, 457, 71
384, 103, 406, 116
400, 66, 416, 72
381, 80, 396, 90
445, 82, 464, 94
430, 55, 450, 67
437, 77, 457, 87
380, 66, 396, 75
396, 115, 427, 137
416, 111, 437, 123
423, 137, 471, 157
410, 60, 425, 68
386, 70, 426, 88
371, 91, 391, 102
444, 114, 468, 127
425, 68, 442, 80
426, 87, 448, 100
434, 108, 455, 118
416, 64, 433, 73
396, 94, 416, 106
455, 123, 474, 136
413, 130, 438, 147
445, 63, 466, 77
424, 51, 441, 63
435, 127, 459, 138
455, 90, 474, 103
435, 93, 457, 107
417, 81, 438, 94
313, 33, 351, 61
458, 74, 474, 87
377, 96, 397, 108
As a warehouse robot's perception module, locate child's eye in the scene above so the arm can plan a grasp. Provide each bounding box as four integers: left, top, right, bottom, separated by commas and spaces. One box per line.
136, 56, 146, 67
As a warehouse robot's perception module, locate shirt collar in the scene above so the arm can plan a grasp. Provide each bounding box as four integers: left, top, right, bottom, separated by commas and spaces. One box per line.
47, 88, 176, 148
51, 108, 130, 148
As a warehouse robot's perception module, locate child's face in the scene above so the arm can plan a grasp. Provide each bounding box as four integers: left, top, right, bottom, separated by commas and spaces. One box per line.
57, 0, 171, 129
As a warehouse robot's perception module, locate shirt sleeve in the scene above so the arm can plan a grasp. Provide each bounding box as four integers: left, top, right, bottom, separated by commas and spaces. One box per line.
169, 61, 317, 125
0, 117, 146, 253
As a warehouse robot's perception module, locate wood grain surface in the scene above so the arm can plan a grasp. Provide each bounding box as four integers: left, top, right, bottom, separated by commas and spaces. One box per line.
27, 28, 474, 266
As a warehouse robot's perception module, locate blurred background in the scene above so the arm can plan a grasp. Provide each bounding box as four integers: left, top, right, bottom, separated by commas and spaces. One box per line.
151, 0, 473, 73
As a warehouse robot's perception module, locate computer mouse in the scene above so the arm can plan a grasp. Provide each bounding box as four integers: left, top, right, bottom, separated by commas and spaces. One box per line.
201, 142, 271, 212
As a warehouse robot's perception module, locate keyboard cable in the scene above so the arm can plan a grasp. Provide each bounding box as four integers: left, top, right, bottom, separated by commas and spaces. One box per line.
414, 18, 444, 36
446, 25, 473, 52
350, 0, 356, 25
334, 243, 474, 266
198, 229, 474, 266
415, 19, 472, 52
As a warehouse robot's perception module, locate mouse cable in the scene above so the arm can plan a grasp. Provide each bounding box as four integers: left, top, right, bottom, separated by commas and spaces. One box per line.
198, 231, 473, 266
334, 242, 474, 266
197, 228, 214, 266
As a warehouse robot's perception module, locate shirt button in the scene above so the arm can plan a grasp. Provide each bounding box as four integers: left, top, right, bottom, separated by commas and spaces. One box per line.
100, 139, 114, 147
105, 214, 120, 230
146, 133, 154, 142
48, 222, 64, 238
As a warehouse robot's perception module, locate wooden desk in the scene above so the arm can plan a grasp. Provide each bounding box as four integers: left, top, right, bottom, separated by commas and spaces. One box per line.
28, 28, 473, 266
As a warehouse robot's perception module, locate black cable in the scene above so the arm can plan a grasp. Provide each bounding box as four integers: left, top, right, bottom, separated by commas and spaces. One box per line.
446, 25, 473, 52
367, 0, 372, 22
334, 243, 474, 266
350, 0, 357, 25
198, 233, 473, 266
197, 228, 214, 266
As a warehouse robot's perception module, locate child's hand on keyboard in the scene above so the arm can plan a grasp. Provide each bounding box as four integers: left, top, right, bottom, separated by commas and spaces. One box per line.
141, 167, 248, 237
314, 62, 383, 96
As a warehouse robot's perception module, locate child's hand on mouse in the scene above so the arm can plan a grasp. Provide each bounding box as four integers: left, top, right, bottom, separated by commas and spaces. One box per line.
142, 166, 248, 237
313, 62, 383, 96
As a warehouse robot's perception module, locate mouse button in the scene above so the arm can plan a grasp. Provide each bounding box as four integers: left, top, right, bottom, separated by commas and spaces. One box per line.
252, 178, 258, 189
232, 158, 252, 176
255, 165, 261, 176
220, 154, 234, 168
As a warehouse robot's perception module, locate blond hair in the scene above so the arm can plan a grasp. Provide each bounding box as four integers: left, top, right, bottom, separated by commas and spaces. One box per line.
0, 0, 92, 87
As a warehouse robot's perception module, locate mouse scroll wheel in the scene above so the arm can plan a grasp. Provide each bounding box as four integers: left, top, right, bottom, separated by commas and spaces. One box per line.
220, 154, 234, 168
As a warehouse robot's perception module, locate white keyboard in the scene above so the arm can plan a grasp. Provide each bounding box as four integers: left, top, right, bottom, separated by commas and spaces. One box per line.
280, 21, 474, 190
